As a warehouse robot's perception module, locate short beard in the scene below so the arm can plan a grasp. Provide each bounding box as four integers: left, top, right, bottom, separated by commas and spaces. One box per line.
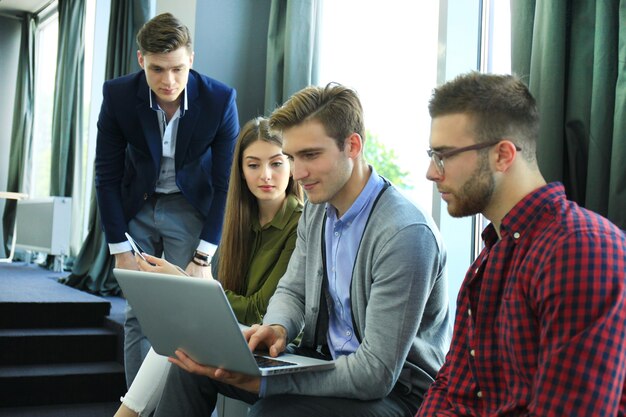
448, 155, 494, 218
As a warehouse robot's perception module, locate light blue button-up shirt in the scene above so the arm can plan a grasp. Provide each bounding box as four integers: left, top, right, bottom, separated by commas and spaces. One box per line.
324, 167, 385, 358
259, 167, 386, 396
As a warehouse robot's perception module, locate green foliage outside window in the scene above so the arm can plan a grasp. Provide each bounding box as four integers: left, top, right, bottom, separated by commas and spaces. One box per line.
364, 131, 410, 189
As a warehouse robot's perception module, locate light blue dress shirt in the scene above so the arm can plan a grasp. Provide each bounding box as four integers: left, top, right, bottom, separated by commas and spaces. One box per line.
324, 167, 384, 358
260, 167, 385, 396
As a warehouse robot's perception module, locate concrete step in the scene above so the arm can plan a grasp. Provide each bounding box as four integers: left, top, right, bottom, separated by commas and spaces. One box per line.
0, 327, 118, 365
0, 362, 126, 407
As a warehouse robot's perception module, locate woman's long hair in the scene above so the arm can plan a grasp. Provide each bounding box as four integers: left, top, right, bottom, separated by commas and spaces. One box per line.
218, 117, 302, 294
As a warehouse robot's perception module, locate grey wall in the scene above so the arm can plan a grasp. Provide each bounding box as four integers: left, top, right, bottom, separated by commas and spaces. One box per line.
194, 0, 271, 125
0, 15, 22, 258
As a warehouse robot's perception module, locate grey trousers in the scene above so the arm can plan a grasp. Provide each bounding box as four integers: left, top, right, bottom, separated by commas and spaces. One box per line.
123, 193, 204, 388
154, 364, 420, 417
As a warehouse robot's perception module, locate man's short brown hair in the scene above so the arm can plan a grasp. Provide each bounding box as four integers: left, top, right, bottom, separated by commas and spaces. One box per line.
269, 83, 365, 150
136, 12, 192, 55
429, 72, 539, 162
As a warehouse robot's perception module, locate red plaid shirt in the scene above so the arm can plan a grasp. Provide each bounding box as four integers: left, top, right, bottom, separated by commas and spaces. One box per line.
417, 183, 626, 416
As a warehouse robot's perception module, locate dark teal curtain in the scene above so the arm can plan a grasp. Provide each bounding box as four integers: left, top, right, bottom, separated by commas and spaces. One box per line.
2, 15, 35, 256
49, 0, 85, 262
65, 0, 151, 295
50, 0, 84, 198
105, 0, 145, 79
264, 0, 322, 114
511, 0, 626, 230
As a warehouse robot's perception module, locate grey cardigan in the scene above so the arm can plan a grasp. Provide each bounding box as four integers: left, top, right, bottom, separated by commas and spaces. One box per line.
262, 183, 450, 401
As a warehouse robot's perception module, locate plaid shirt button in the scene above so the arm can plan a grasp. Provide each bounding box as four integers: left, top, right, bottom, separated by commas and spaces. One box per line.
470, 349, 475, 357
477, 391, 483, 398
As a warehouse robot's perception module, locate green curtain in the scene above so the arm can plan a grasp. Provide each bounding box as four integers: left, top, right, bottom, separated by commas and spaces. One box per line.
511, 0, 626, 230
105, 0, 145, 78
264, 0, 322, 115
49, 0, 85, 262
65, 0, 151, 295
65, 189, 121, 294
2, 15, 36, 255
50, 0, 84, 198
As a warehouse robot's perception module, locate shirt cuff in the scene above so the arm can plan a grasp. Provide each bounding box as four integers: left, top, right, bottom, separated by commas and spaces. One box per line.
258, 376, 268, 397
197, 241, 217, 256
109, 241, 133, 255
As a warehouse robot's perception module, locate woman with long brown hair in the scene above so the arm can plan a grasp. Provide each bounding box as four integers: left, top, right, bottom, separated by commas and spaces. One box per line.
115, 117, 302, 417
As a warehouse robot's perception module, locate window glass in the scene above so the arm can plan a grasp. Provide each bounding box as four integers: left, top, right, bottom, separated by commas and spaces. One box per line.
30, 9, 58, 198
77, 0, 97, 237
318, 1, 440, 212
319, 0, 511, 319
482, 0, 511, 75
26, 1, 94, 244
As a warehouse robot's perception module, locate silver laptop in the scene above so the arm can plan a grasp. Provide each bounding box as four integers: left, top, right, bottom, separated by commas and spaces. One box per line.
114, 268, 335, 376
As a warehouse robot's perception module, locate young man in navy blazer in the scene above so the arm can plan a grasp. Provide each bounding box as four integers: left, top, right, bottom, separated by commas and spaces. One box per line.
95, 12, 239, 387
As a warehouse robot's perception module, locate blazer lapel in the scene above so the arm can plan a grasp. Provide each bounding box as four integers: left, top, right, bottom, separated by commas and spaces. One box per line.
175, 72, 200, 169
136, 77, 162, 167
138, 105, 162, 167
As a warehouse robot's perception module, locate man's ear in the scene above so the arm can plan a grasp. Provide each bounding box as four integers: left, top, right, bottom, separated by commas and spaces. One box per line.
493, 140, 518, 172
137, 50, 144, 69
345, 133, 363, 159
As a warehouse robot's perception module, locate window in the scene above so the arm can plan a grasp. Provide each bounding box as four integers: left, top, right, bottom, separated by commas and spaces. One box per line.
481, 0, 511, 75
28, 1, 97, 242
318, 1, 440, 212
79, 0, 97, 238
319, 0, 511, 318
29, 3, 58, 198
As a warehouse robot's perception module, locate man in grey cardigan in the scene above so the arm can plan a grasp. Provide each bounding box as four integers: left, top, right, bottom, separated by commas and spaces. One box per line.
154, 83, 450, 417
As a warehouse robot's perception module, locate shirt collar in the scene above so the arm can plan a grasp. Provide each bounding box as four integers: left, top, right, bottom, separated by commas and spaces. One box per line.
482, 182, 566, 246
325, 165, 384, 224
148, 87, 188, 117
252, 194, 302, 232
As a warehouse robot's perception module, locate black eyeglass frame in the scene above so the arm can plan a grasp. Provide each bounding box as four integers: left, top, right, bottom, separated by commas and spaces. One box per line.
427, 140, 522, 175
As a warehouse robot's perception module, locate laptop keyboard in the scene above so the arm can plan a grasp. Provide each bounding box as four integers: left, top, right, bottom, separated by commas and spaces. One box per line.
254, 355, 297, 368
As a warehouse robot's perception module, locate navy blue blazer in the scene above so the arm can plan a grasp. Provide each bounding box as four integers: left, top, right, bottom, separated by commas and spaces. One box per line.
94, 69, 239, 245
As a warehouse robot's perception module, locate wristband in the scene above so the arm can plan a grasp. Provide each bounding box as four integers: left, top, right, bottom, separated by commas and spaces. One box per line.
191, 258, 210, 267
194, 251, 210, 262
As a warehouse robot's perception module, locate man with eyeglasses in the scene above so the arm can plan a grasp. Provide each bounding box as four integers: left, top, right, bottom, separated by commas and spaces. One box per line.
416, 72, 626, 416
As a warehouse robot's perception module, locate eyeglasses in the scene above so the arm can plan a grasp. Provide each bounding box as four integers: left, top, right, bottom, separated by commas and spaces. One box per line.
427, 140, 521, 176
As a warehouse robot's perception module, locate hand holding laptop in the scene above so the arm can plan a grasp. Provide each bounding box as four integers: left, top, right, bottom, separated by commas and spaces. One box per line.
168, 324, 289, 394
169, 348, 263, 394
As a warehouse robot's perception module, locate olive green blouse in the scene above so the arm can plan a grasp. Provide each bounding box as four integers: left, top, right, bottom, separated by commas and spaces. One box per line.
211, 194, 302, 326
